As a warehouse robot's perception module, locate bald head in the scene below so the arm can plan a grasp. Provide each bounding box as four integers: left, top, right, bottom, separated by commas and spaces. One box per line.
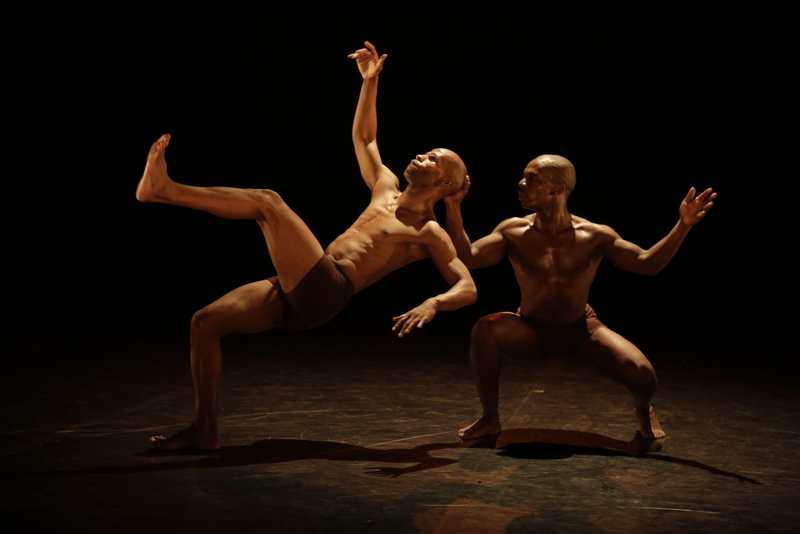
439, 149, 467, 195
528, 154, 576, 194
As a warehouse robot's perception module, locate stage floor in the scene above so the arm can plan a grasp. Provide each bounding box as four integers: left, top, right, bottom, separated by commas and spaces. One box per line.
2, 322, 798, 533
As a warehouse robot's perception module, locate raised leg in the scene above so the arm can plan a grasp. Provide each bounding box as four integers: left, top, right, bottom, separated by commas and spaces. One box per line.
458, 312, 541, 440
137, 134, 325, 291
150, 280, 284, 450
577, 327, 665, 439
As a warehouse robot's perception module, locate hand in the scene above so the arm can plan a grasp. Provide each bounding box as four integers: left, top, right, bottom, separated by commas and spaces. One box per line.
679, 187, 717, 226
347, 41, 387, 80
444, 175, 471, 207
366, 467, 407, 478
392, 299, 438, 337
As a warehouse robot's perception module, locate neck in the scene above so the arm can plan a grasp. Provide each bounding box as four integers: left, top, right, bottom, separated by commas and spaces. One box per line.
397, 184, 439, 219
533, 201, 572, 233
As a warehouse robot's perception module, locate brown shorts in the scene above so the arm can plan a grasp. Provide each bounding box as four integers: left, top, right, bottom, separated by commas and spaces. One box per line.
267, 255, 354, 330
520, 304, 605, 354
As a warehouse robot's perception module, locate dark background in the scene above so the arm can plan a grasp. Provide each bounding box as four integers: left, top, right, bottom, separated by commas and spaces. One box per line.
6, 1, 796, 350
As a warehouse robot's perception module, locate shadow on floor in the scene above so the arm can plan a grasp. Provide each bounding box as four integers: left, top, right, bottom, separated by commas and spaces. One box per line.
23, 428, 760, 485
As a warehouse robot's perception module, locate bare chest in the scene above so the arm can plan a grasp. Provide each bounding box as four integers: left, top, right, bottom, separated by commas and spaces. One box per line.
507, 228, 602, 280
327, 207, 426, 259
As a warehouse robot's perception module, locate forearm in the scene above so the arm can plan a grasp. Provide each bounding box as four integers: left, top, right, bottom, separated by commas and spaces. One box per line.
424, 278, 478, 312
639, 220, 693, 275
352, 77, 379, 144
444, 202, 478, 266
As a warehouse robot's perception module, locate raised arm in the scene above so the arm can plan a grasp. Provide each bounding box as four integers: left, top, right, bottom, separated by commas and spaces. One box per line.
391, 223, 478, 337
603, 187, 717, 275
444, 177, 509, 269
348, 41, 399, 196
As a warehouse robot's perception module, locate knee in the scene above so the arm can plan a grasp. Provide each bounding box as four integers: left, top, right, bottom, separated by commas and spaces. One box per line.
471, 313, 510, 345
626, 360, 658, 394
191, 306, 223, 341
250, 188, 285, 220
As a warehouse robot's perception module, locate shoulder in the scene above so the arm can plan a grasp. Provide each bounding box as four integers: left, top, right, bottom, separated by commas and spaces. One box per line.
571, 215, 619, 241
495, 215, 532, 234
420, 218, 447, 239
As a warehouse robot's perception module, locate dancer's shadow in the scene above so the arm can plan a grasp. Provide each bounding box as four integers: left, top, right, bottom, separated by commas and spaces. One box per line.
24, 428, 759, 484
25, 438, 464, 478
483, 428, 761, 484
356, 428, 760, 484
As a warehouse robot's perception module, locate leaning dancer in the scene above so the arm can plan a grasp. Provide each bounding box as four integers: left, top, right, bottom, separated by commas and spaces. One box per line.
445, 155, 716, 441
137, 41, 476, 450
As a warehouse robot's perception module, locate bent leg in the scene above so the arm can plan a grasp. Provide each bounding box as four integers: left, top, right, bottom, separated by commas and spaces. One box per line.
576, 327, 665, 439
459, 312, 541, 440
137, 134, 325, 291
150, 280, 284, 451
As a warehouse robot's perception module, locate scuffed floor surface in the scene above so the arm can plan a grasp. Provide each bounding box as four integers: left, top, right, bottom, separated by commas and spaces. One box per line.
2, 323, 798, 533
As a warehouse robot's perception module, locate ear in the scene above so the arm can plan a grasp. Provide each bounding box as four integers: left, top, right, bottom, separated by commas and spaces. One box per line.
435, 176, 455, 187
551, 183, 566, 195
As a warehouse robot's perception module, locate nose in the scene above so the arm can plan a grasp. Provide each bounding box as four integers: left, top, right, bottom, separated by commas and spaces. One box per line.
416, 154, 426, 162
518, 178, 526, 188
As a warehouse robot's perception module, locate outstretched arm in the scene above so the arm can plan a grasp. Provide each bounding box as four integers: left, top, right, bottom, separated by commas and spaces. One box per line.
444, 177, 508, 269
348, 41, 398, 196
604, 187, 717, 275
391, 224, 478, 337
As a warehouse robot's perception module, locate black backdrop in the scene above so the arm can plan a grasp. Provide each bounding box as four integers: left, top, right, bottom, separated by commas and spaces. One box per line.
6, 2, 796, 349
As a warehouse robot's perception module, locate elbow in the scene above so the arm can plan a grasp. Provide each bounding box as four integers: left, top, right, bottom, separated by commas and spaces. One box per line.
637, 258, 664, 277
453, 280, 478, 307
461, 257, 479, 270
352, 127, 375, 146
466, 285, 478, 305
461, 249, 486, 270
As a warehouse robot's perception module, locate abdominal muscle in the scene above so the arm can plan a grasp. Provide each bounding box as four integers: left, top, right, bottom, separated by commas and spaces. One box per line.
324, 219, 427, 294
516, 272, 594, 325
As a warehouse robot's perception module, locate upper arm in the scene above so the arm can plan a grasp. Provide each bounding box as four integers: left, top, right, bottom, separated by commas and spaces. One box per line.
466, 223, 510, 269
421, 223, 476, 287
459, 218, 518, 269
600, 225, 649, 274
353, 137, 400, 196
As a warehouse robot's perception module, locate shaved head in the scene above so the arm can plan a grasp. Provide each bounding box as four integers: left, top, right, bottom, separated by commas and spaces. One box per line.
439, 148, 467, 196
529, 154, 576, 194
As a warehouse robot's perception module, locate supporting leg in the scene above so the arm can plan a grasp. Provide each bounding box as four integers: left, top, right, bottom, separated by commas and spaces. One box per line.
458, 313, 540, 440
578, 327, 665, 439
150, 280, 283, 450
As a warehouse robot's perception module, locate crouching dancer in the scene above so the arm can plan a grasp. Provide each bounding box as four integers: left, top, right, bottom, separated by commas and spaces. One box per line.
445, 154, 716, 441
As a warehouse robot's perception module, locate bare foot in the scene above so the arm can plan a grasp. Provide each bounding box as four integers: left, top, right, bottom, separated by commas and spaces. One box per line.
458, 417, 502, 440
631, 433, 663, 454
635, 405, 666, 439
136, 133, 172, 202
149, 424, 221, 451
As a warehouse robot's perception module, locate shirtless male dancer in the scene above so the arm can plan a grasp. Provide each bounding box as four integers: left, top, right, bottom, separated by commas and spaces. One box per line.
136, 41, 477, 450
444, 155, 716, 440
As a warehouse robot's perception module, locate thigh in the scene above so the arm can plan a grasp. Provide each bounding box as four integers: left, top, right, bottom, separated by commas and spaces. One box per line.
473, 312, 544, 362
576, 326, 654, 385
254, 191, 326, 292
199, 279, 285, 336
